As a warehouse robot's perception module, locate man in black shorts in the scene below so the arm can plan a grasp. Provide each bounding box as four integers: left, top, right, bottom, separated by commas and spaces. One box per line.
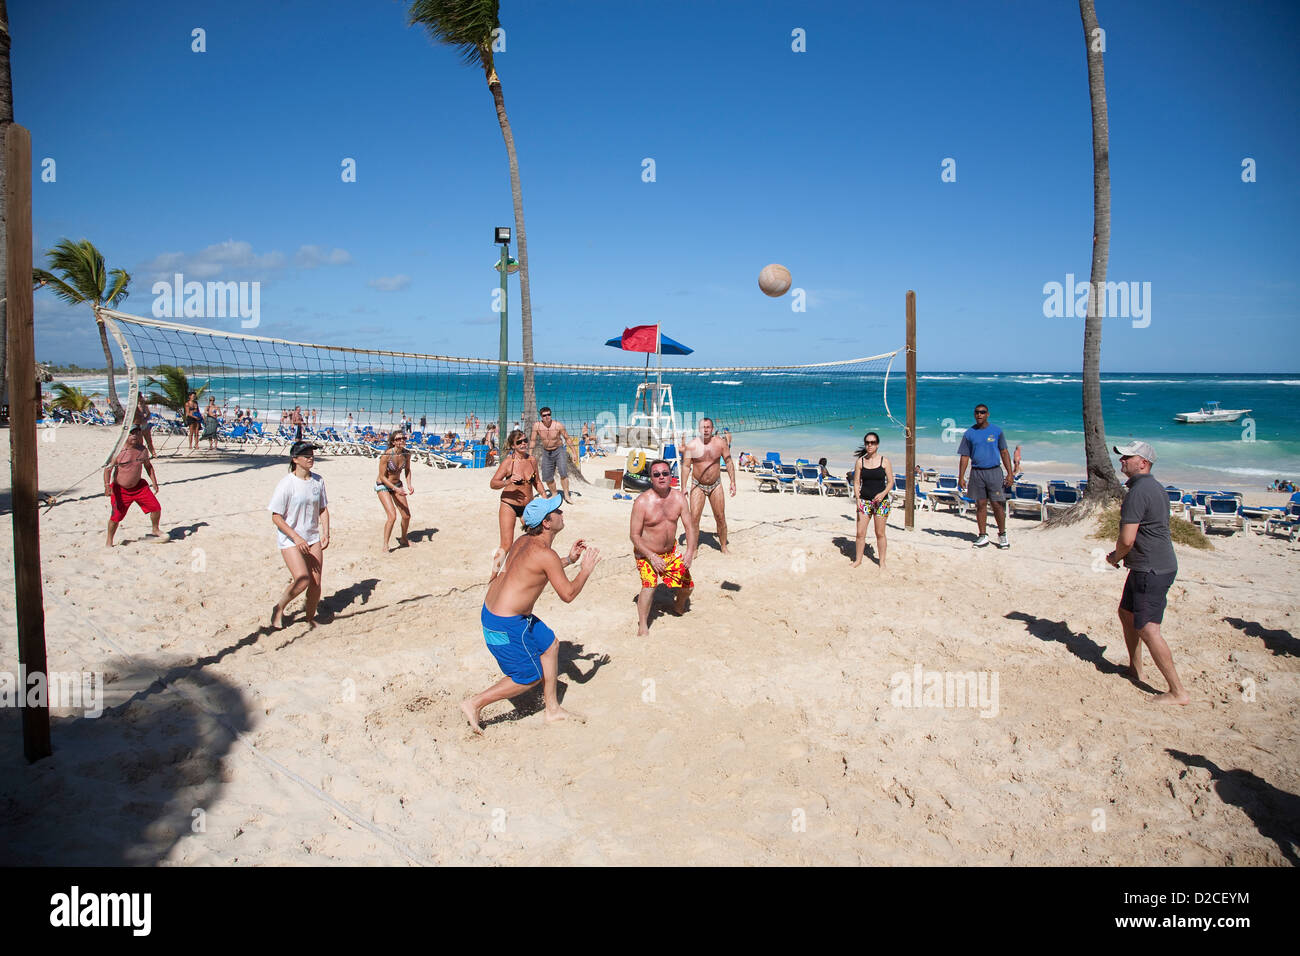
531, 407, 573, 504
1106, 440, 1189, 704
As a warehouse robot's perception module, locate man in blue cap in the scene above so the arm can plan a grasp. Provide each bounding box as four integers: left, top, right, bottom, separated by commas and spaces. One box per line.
463, 494, 601, 733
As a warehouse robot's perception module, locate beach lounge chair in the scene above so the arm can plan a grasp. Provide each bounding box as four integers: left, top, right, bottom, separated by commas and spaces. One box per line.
1196, 495, 1245, 535
927, 475, 970, 516
1263, 501, 1300, 540
772, 464, 798, 492
1006, 482, 1045, 521
1044, 483, 1080, 516
822, 471, 851, 497
889, 474, 928, 510
794, 465, 823, 495
921, 467, 938, 482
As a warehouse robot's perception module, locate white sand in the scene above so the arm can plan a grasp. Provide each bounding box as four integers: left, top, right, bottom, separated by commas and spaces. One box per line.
0, 424, 1296, 865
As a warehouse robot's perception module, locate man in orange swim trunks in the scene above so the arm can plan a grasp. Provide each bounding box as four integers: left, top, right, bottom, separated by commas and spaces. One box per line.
629, 458, 698, 635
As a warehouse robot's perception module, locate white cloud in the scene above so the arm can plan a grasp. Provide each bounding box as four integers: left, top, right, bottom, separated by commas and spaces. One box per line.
296, 245, 352, 268
137, 240, 351, 284
368, 274, 411, 292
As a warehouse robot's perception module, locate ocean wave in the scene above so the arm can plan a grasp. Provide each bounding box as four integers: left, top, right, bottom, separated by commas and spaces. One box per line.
711, 380, 742, 386
1046, 429, 1082, 434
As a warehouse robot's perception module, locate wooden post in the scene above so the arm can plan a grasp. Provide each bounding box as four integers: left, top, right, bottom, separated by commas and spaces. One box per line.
904, 291, 917, 530
5, 124, 50, 761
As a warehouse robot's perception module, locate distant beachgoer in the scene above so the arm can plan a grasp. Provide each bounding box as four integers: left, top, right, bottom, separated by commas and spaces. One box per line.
1106, 441, 1188, 705
420, 414, 427, 431
682, 417, 735, 553
1012, 444, 1024, 480
852, 432, 892, 569
268, 441, 329, 630
347, 413, 355, 429
376, 432, 413, 551
184, 392, 201, 451
103, 425, 162, 546
957, 403, 1014, 549
630, 458, 698, 635
531, 407, 573, 504
462, 495, 599, 734
818, 457, 831, 480
205, 395, 218, 422
489, 428, 545, 577
291, 405, 305, 441
133, 395, 156, 455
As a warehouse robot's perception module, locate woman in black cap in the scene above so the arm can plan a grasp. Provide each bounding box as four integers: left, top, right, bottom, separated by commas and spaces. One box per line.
267, 441, 329, 629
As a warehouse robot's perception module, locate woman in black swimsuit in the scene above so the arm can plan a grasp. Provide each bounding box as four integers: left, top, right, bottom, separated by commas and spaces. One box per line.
375, 431, 413, 551
852, 431, 893, 569
488, 429, 545, 574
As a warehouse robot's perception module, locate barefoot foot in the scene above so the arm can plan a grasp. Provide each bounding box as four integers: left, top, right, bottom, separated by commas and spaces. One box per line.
850, 559, 861, 568
461, 699, 484, 734
545, 706, 585, 725
270, 603, 283, 629
1151, 690, 1190, 705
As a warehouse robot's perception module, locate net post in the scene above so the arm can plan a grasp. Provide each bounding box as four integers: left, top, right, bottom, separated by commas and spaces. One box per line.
5, 124, 52, 761
905, 291, 917, 531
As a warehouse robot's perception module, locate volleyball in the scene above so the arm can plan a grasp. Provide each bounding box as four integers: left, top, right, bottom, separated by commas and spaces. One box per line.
758, 263, 792, 297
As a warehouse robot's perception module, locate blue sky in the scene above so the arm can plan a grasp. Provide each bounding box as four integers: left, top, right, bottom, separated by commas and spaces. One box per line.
15, 0, 1300, 371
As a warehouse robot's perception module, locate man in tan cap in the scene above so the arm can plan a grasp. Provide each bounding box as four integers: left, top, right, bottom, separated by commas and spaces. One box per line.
1105, 441, 1189, 704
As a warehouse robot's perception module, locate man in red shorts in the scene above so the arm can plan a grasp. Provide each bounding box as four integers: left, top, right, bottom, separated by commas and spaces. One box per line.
629, 458, 698, 635
104, 425, 162, 546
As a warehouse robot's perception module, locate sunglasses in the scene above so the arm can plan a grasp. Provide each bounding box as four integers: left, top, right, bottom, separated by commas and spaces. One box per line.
864, 440, 878, 445
651, 471, 671, 477
974, 410, 988, 415
514, 440, 527, 446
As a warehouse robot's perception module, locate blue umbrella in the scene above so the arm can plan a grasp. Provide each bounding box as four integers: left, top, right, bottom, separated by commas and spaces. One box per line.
604, 325, 693, 355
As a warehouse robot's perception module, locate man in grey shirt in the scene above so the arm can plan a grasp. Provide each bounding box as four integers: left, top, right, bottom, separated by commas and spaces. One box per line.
1105, 441, 1189, 704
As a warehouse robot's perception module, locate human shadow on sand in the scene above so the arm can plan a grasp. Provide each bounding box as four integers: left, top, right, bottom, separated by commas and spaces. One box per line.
479, 642, 611, 728
1005, 611, 1157, 691
1166, 749, 1300, 866
922, 527, 978, 542
1222, 617, 1299, 658
405, 527, 439, 543
0, 665, 249, 865
166, 520, 210, 542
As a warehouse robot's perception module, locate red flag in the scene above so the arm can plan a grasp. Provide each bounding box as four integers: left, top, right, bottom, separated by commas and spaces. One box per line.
620, 325, 660, 353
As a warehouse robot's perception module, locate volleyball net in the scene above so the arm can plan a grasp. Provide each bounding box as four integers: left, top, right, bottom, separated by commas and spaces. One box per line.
95, 309, 902, 463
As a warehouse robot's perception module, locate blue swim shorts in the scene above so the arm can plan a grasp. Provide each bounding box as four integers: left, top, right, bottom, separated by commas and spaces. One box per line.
481, 604, 556, 685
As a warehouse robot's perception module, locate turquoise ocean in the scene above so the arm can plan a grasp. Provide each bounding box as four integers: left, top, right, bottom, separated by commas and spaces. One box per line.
57, 370, 1300, 491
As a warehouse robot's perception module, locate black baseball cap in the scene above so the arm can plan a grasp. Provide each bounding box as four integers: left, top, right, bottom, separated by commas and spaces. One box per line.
290, 441, 320, 457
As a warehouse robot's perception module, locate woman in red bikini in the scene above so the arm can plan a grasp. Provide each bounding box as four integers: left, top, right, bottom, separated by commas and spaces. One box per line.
488, 429, 545, 576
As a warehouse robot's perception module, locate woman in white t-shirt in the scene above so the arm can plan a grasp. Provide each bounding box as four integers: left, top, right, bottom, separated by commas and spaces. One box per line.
268, 441, 330, 629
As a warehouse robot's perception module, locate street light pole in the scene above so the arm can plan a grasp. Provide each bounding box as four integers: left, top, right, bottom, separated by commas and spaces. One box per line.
497, 240, 509, 440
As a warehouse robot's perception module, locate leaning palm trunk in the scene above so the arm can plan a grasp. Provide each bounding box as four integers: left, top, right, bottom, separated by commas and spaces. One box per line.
93, 306, 124, 422
1079, 0, 1121, 501
484, 62, 537, 430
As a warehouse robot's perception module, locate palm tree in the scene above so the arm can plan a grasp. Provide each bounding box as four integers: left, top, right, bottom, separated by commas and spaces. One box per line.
1078, 0, 1122, 502
143, 364, 207, 412
33, 239, 131, 422
49, 381, 94, 414
407, 0, 538, 429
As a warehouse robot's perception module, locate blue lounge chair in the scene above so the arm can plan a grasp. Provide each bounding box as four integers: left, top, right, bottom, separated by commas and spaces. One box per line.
888, 474, 928, 510
1044, 483, 1080, 516
1007, 482, 1045, 521
1196, 495, 1245, 535
927, 475, 970, 515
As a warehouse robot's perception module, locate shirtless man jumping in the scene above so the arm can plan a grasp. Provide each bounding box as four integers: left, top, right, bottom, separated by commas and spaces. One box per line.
630, 458, 698, 635
531, 406, 573, 504
682, 417, 736, 553
463, 494, 600, 734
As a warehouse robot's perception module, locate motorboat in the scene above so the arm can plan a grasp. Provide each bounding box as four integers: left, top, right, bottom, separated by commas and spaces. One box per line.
1173, 401, 1250, 424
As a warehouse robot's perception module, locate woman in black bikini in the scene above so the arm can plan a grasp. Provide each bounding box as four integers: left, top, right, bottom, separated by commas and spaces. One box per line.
184, 392, 201, 452
852, 431, 892, 569
375, 431, 413, 551
488, 429, 544, 574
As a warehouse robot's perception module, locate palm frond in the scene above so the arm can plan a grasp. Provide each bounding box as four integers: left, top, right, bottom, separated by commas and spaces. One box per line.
50, 382, 94, 412
407, 0, 499, 67
105, 268, 131, 306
